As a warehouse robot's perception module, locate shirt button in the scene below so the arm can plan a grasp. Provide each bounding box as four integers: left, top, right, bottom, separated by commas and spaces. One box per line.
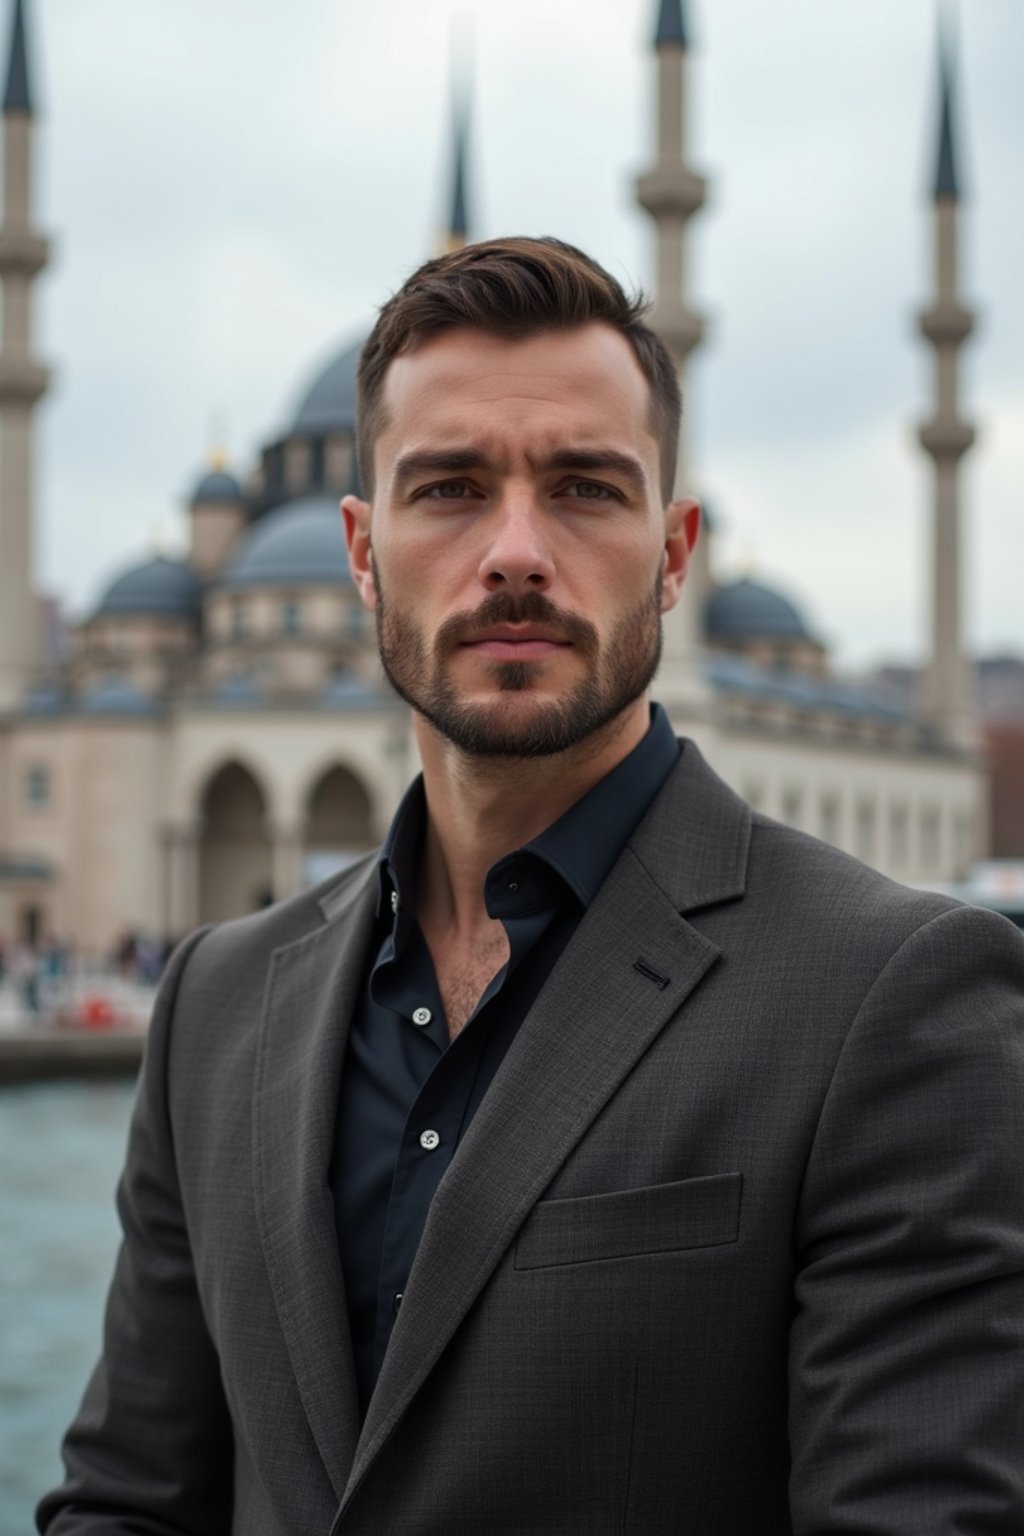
508, 882, 519, 892
412, 1006, 432, 1027
390, 891, 400, 915
419, 1129, 440, 1152
393, 1292, 403, 1316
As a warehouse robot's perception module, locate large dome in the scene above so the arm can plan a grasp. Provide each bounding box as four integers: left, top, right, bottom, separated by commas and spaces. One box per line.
94, 556, 202, 620
223, 496, 351, 588
705, 578, 814, 645
290, 334, 368, 437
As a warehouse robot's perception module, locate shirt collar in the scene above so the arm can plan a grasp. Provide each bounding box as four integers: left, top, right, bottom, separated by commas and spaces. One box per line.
516, 702, 679, 907
377, 702, 679, 921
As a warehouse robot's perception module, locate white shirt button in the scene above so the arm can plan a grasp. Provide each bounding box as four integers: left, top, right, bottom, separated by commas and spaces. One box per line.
412, 1006, 432, 1027
419, 1129, 440, 1152
390, 890, 400, 915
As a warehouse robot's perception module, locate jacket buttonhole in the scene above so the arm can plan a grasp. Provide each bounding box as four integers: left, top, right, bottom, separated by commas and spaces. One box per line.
633, 957, 670, 990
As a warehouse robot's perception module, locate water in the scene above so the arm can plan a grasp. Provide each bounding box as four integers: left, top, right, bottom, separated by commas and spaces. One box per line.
0, 1079, 135, 1534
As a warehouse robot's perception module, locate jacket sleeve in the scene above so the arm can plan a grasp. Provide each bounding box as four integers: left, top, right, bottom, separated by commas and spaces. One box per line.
37, 926, 235, 1536
788, 903, 1024, 1533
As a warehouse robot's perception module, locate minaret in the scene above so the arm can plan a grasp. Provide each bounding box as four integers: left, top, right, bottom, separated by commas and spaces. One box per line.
0, 0, 50, 711
916, 5, 977, 749
439, 42, 472, 255
635, 0, 710, 712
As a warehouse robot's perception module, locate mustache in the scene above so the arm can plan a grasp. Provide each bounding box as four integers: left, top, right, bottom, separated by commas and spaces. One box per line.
435, 590, 599, 659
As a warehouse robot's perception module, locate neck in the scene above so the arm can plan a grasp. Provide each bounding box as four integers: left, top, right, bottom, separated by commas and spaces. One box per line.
414, 696, 651, 940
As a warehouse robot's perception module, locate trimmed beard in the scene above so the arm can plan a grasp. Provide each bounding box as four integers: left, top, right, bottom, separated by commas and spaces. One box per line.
373, 571, 663, 759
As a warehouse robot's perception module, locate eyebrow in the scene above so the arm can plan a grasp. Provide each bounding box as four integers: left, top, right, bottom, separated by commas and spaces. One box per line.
392, 449, 491, 490
392, 447, 648, 497
542, 450, 647, 497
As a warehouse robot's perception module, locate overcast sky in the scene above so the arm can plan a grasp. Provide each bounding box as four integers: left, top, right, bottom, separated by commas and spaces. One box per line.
25, 0, 1024, 669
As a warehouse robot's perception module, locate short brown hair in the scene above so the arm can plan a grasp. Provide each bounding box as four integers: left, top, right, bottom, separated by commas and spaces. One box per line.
356, 236, 681, 501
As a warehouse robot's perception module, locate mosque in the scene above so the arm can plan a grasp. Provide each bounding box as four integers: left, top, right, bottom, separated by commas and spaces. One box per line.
0, 0, 987, 952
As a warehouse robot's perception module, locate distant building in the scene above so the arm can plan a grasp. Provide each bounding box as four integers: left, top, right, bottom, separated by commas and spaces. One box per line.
875, 657, 1024, 857
0, 0, 990, 950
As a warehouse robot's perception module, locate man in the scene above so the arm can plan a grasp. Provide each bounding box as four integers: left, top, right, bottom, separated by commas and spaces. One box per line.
40, 238, 1024, 1534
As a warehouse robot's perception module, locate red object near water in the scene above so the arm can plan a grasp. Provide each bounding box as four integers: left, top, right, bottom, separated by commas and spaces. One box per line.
79, 996, 115, 1030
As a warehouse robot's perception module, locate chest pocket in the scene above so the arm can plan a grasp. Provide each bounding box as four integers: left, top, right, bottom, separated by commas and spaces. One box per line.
514, 1171, 742, 1270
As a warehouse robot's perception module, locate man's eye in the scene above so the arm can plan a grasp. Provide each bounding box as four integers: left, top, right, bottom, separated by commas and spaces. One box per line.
568, 480, 614, 500
424, 480, 473, 499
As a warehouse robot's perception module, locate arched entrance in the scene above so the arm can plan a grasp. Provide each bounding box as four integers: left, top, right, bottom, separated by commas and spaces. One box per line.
198, 762, 273, 922
304, 764, 374, 884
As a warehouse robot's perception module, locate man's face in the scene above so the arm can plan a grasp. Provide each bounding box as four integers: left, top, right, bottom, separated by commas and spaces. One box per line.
343, 323, 696, 758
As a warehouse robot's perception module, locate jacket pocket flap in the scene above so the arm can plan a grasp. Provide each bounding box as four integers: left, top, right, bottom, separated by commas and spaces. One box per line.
514, 1171, 742, 1271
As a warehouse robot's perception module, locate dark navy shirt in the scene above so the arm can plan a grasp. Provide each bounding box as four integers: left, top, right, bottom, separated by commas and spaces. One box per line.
331, 704, 680, 1414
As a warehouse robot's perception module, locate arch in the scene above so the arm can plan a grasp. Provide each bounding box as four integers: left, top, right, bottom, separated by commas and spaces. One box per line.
303, 763, 374, 884
198, 760, 273, 922
181, 746, 277, 830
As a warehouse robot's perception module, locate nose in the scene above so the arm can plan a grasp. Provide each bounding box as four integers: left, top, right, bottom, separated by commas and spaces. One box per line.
477, 490, 555, 594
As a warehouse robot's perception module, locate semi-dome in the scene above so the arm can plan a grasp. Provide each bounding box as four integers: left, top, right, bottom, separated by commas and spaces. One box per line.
290, 334, 367, 437
705, 578, 814, 645
94, 556, 202, 621
222, 496, 351, 588
191, 467, 245, 506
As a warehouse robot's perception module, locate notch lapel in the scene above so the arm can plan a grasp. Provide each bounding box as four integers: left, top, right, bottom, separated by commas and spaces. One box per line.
253, 859, 378, 1499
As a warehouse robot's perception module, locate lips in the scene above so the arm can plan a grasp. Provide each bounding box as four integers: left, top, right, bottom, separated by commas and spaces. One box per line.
460, 626, 574, 657
461, 626, 572, 659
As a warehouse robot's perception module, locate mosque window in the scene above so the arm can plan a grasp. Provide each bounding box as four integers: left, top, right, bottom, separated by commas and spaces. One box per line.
26, 764, 51, 808
264, 445, 284, 491
232, 598, 247, 639
309, 437, 325, 487
820, 792, 841, 847
888, 802, 909, 867
781, 787, 803, 827
855, 799, 876, 864
920, 805, 942, 871
954, 807, 973, 874
282, 600, 301, 636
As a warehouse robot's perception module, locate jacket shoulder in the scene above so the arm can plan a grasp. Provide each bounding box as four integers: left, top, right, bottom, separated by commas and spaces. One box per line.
178, 851, 378, 982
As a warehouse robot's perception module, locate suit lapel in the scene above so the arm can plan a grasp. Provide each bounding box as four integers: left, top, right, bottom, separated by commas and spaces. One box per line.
253, 859, 378, 1499
345, 741, 750, 1503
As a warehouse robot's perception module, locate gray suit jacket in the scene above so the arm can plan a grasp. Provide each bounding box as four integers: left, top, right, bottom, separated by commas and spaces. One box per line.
40, 742, 1024, 1534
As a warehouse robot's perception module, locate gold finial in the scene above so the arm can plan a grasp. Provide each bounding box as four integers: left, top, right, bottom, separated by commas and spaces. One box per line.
207, 412, 229, 472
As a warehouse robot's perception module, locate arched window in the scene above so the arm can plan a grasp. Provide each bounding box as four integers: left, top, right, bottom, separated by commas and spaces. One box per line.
198, 762, 272, 922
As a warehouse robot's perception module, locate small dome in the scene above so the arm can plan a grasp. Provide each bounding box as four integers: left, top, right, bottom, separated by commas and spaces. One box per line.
94, 556, 202, 620
290, 335, 367, 437
191, 468, 245, 506
79, 677, 159, 716
222, 496, 351, 588
211, 674, 262, 706
320, 671, 392, 711
21, 683, 69, 716
705, 578, 814, 645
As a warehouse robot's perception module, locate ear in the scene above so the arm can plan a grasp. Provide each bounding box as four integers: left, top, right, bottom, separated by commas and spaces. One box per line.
341, 494, 376, 610
660, 497, 701, 613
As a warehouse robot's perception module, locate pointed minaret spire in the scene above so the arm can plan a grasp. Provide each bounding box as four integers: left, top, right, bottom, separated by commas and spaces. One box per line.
3, 0, 31, 116
916, 0, 977, 750
635, 0, 709, 714
446, 81, 470, 250
439, 25, 472, 254
933, 10, 959, 200
655, 0, 688, 49
0, 0, 50, 710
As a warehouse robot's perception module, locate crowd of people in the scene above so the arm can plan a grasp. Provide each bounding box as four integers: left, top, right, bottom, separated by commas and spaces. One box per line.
0, 931, 176, 1026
